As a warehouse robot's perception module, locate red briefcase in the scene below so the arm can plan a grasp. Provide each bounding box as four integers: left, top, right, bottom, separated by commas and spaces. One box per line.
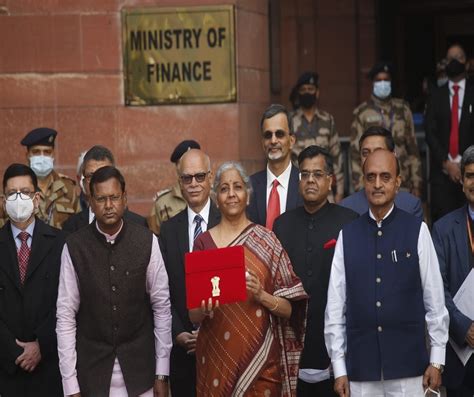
185, 245, 247, 309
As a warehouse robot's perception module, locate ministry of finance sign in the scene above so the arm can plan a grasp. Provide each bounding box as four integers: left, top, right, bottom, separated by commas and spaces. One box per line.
122, 5, 236, 105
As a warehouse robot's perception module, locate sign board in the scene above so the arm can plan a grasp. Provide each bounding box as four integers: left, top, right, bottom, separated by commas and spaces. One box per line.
122, 5, 236, 105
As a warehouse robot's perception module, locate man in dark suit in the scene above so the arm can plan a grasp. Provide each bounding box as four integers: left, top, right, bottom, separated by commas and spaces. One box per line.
0, 163, 64, 397
248, 103, 303, 229
62, 145, 146, 233
159, 149, 220, 396
340, 126, 423, 218
273, 146, 357, 396
426, 43, 474, 222
432, 146, 474, 397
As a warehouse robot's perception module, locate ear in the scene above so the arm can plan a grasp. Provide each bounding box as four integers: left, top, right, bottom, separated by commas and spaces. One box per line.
316, 88, 320, 100
123, 191, 128, 206
32, 192, 40, 211
395, 175, 402, 191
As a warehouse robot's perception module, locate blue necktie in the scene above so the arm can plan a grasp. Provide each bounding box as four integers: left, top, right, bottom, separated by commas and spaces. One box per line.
193, 214, 203, 241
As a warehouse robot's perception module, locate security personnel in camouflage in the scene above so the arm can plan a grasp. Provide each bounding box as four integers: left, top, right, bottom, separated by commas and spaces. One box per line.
350, 62, 422, 196
148, 140, 200, 235
0, 128, 80, 229
290, 72, 344, 201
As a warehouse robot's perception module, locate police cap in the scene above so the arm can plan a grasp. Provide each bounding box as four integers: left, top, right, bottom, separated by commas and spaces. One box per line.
170, 140, 201, 163
295, 71, 319, 88
21, 127, 57, 147
368, 62, 393, 80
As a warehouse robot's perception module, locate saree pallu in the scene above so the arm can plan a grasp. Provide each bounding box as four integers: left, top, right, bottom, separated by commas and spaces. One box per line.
194, 224, 307, 397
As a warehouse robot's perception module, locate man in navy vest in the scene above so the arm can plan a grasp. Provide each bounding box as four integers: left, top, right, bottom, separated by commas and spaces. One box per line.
325, 149, 449, 396
432, 145, 474, 397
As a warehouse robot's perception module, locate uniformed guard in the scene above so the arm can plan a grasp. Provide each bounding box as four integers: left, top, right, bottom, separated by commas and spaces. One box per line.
350, 62, 423, 196
290, 72, 344, 202
148, 140, 200, 234
0, 127, 80, 229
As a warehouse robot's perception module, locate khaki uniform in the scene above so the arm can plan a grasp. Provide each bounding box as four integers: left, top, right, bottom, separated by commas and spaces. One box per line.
350, 95, 422, 192
0, 170, 80, 229
291, 107, 344, 198
148, 182, 186, 235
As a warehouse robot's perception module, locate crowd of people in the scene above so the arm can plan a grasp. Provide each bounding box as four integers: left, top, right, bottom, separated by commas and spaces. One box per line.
0, 41, 473, 397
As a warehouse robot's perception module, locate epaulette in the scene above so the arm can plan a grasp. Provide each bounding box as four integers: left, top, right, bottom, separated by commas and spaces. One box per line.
154, 188, 172, 201
353, 101, 369, 115
58, 173, 77, 185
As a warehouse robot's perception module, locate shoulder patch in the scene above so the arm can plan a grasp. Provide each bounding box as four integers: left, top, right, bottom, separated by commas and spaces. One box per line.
58, 173, 76, 185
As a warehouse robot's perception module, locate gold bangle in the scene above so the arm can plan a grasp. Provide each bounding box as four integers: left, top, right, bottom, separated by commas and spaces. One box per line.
269, 296, 279, 312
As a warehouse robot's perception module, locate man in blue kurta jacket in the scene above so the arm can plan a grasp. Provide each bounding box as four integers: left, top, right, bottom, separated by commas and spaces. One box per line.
325, 149, 449, 397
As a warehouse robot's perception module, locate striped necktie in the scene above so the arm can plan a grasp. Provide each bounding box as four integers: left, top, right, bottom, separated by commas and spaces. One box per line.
193, 214, 204, 241
17, 231, 31, 284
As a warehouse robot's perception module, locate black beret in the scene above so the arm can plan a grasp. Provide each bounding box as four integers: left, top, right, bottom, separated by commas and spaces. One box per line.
170, 140, 201, 163
295, 71, 319, 88
368, 62, 393, 80
21, 127, 57, 147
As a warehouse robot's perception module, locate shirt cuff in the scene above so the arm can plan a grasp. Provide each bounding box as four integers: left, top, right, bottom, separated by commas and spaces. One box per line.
63, 376, 80, 396
332, 358, 347, 379
156, 358, 170, 376
430, 346, 446, 365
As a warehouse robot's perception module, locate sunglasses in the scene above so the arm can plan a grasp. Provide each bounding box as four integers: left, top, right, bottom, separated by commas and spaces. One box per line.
179, 171, 210, 185
262, 130, 289, 140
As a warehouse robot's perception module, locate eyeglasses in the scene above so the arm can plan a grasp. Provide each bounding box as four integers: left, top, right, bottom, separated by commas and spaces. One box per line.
299, 171, 329, 181
262, 130, 289, 140
179, 172, 210, 185
93, 194, 123, 204
5, 191, 35, 201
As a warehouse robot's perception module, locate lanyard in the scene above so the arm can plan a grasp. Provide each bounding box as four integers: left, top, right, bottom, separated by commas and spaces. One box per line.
466, 214, 474, 255
376, 106, 395, 131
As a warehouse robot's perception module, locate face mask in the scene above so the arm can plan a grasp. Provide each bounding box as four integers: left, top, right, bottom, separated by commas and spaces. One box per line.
437, 77, 448, 87
5, 194, 35, 223
29, 155, 54, 178
373, 81, 391, 99
446, 59, 465, 79
299, 93, 317, 109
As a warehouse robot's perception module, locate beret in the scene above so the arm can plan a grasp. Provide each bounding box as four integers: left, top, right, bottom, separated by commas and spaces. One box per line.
368, 62, 393, 80
21, 127, 57, 147
170, 140, 201, 163
295, 71, 319, 88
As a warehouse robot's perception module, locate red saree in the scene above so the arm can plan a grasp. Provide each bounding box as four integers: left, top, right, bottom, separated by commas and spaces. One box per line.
193, 224, 307, 397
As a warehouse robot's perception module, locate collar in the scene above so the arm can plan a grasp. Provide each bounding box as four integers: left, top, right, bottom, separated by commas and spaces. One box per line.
304, 200, 330, 219
370, 94, 392, 108
369, 204, 395, 227
88, 206, 95, 224
95, 219, 124, 244
449, 78, 466, 92
11, 218, 36, 240
266, 161, 292, 190
187, 198, 211, 225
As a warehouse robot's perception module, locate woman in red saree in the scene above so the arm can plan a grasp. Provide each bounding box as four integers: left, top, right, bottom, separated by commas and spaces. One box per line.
190, 161, 307, 397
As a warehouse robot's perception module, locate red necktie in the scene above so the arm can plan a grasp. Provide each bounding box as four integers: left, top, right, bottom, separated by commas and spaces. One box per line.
449, 84, 460, 158
266, 180, 280, 230
17, 231, 31, 284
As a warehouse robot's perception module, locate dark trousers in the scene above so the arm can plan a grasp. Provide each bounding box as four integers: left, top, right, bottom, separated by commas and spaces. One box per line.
446, 355, 474, 397
430, 174, 465, 223
297, 377, 338, 397
170, 346, 196, 397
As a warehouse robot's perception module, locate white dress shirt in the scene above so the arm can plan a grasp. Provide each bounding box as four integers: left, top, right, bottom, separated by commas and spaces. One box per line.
266, 161, 292, 215
11, 219, 35, 249
324, 206, 449, 381
56, 221, 172, 396
187, 198, 210, 252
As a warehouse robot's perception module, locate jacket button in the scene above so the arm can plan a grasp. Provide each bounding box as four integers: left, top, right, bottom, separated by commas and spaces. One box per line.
112, 305, 117, 311
307, 270, 313, 277
111, 285, 117, 292
378, 326, 383, 332
377, 254, 382, 259
113, 325, 118, 331
376, 277, 381, 283
110, 265, 115, 271
376, 301, 382, 307
377, 230, 383, 236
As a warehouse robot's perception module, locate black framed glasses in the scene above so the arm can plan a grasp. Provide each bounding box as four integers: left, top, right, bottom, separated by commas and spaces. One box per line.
5, 190, 35, 201
262, 130, 288, 140
179, 172, 210, 185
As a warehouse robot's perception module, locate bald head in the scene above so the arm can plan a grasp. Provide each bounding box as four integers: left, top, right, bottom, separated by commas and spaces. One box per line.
363, 149, 400, 177
178, 149, 210, 174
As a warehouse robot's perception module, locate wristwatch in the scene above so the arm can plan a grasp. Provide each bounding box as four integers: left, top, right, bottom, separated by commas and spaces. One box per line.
155, 375, 169, 383
430, 362, 444, 373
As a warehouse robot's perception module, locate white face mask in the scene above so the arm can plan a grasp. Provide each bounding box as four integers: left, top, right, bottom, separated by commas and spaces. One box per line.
29, 155, 54, 178
373, 81, 391, 99
5, 193, 35, 223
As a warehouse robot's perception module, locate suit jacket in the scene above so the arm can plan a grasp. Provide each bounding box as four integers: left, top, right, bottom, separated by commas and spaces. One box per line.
0, 219, 64, 397
339, 189, 423, 219
432, 206, 473, 389
62, 207, 147, 233
247, 164, 303, 226
158, 203, 220, 393
273, 203, 358, 370
425, 80, 474, 180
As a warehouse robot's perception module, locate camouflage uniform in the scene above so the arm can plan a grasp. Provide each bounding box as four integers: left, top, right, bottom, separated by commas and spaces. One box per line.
291, 107, 344, 198
0, 170, 80, 229
350, 95, 422, 192
147, 181, 186, 235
